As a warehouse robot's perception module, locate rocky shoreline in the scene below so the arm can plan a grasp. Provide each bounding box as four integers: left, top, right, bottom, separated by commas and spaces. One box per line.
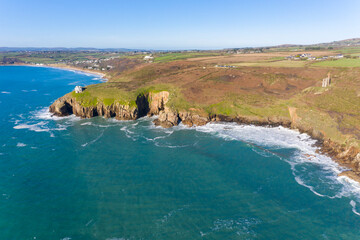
49, 90, 360, 183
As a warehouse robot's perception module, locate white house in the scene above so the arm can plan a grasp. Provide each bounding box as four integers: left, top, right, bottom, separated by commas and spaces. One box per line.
335, 54, 344, 59
144, 55, 154, 61
75, 86, 83, 93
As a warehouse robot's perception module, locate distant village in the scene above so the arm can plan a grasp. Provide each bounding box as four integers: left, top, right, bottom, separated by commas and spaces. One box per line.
215, 65, 237, 68
72, 57, 117, 71
285, 53, 344, 61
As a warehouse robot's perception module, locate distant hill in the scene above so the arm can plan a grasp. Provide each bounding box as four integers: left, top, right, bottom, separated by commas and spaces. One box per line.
315, 38, 360, 47
0, 47, 147, 52
1, 38, 360, 52
272, 38, 360, 49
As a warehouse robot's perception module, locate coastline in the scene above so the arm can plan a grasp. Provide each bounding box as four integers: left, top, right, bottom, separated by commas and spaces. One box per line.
48, 89, 360, 184
47, 64, 108, 80
0, 63, 108, 81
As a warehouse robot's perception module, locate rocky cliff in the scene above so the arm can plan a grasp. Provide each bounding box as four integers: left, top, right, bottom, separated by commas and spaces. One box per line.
50, 91, 171, 120
49, 95, 139, 120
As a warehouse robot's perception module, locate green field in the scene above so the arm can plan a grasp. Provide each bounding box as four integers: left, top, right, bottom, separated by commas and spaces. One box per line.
154, 52, 221, 63
336, 47, 360, 54
311, 58, 360, 67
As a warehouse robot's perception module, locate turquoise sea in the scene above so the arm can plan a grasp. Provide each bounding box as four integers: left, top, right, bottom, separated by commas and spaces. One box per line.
1, 66, 360, 239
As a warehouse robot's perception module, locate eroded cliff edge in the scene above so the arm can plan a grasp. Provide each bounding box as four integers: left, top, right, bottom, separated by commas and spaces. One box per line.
49, 90, 360, 182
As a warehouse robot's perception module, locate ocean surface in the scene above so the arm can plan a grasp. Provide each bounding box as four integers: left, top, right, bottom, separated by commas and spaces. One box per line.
1, 66, 360, 239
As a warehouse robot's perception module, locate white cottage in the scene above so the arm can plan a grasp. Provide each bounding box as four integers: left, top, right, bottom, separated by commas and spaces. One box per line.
75, 86, 83, 93
144, 55, 154, 61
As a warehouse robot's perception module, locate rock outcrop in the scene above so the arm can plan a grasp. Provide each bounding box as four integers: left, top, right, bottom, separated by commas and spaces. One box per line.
153, 107, 179, 128
179, 111, 209, 127
148, 91, 169, 115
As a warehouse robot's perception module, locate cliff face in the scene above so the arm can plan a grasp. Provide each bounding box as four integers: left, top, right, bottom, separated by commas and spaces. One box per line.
50, 91, 176, 120
49, 96, 139, 120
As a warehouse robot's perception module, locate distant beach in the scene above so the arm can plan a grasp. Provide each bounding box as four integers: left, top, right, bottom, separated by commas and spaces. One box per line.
0, 63, 108, 81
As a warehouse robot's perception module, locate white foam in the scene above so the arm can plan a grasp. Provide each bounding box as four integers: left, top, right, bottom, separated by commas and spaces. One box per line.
120, 126, 138, 141
13, 107, 72, 137
350, 200, 360, 216
294, 176, 328, 198
16, 142, 26, 147
80, 122, 92, 126
82, 131, 104, 147
1, 91, 10, 94
33, 107, 59, 120
194, 122, 360, 216
14, 121, 67, 133
14, 122, 49, 132
21, 89, 38, 92
33, 107, 80, 122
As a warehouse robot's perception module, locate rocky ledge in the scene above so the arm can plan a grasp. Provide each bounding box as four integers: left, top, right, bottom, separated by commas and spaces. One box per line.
49, 90, 360, 183
49, 90, 215, 128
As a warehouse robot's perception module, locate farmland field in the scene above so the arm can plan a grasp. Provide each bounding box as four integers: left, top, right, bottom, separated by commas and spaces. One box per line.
311, 58, 360, 67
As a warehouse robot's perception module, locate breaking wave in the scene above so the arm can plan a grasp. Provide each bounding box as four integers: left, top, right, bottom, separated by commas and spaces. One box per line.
13, 107, 77, 137
194, 122, 360, 216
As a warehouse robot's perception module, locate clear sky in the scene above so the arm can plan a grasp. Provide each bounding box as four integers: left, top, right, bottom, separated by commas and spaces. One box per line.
0, 0, 359, 49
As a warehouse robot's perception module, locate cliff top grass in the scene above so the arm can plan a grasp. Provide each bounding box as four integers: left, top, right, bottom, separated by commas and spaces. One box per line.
70, 82, 176, 108
70, 84, 136, 107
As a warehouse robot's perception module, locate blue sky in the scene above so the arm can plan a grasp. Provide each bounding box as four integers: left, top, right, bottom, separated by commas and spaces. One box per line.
0, 0, 359, 49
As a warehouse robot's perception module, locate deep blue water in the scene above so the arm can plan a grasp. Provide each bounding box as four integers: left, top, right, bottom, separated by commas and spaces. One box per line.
1, 66, 360, 239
